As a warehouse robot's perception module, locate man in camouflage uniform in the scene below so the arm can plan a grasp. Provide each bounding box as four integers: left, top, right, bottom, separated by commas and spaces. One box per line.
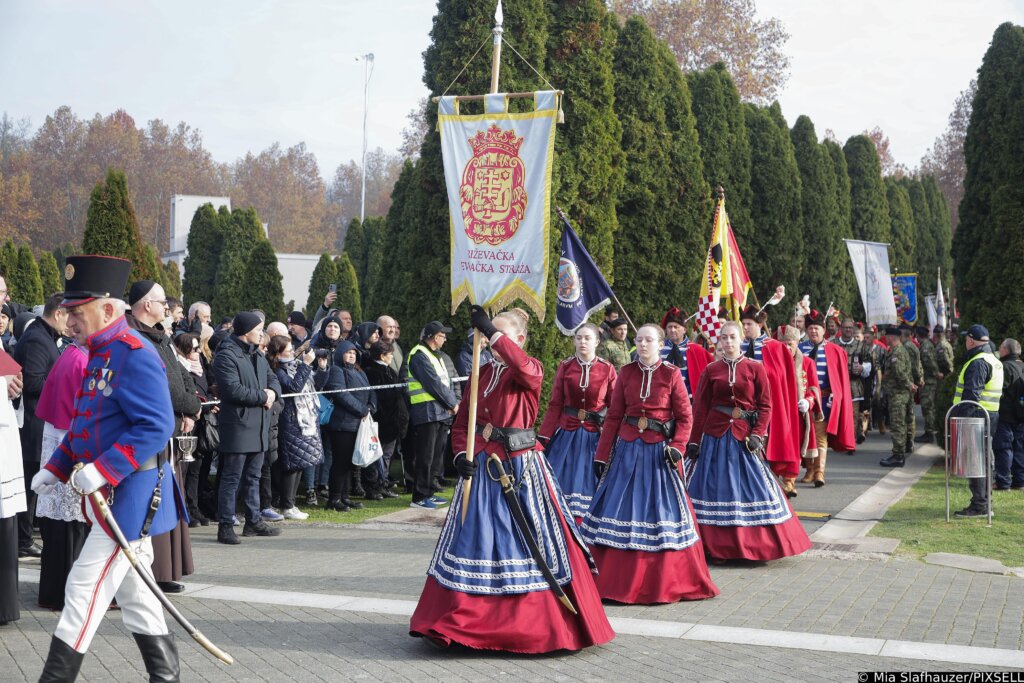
915, 325, 940, 443
833, 318, 875, 444
933, 325, 954, 383
901, 325, 924, 453
596, 318, 632, 370
880, 326, 917, 467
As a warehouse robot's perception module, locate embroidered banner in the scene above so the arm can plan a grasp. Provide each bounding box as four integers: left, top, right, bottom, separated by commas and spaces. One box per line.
440, 91, 558, 320
892, 272, 918, 324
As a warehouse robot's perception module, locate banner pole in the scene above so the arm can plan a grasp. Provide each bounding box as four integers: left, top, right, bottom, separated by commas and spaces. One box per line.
461, 0, 504, 523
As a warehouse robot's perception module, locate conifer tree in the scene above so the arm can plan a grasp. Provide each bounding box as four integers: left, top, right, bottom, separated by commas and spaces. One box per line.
366, 161, 413, 318
163, 260, 182, 300
12, 245, 43, 306
546, 0, 623, 277
334, 252, 363, 323
211, 207, 269, 319
792, 116, 841, 304
822, 139, 856, 309
141, 245, 162, 287
884, 178, 915, 274
306, 253, 338, 318
688, 63, 754, 246
744, 102, 803, 324
843, 135, 890, 244
182, 204, 227, 306
358, 216, 384, 308
955, 23, 1024, 292
973, 185, 1024, 337
390, 0, 549, 360
37, 251, 62, 297
613, 16, 710, 323
904, 178, 935, 282
344, 217, 367, 284
922, 175, 953, 289
82, 169, 149, 285
242, 241, 287, 323
1, 240, 18, 284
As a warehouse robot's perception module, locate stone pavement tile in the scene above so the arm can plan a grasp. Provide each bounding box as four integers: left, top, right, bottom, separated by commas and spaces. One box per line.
5, 590, 1019, 682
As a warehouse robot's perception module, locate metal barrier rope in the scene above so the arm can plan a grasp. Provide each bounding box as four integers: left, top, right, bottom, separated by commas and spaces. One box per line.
198, 376, 470, 407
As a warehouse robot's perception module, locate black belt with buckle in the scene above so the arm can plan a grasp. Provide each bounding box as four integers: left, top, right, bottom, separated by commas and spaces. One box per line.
564, 406, 607, 426
623, 415, 675, 438
476, 424, 537, 452
713, 405, 758, 430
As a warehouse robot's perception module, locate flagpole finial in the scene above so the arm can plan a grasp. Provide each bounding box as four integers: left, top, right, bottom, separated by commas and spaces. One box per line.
716, 185, 725, 201
495, 0, 503, 29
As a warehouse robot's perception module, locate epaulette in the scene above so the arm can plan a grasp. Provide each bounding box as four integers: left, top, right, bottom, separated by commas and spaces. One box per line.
662, 361, 679, 370
115, 331, 144, 350
560, 356, 574, 365
593, 356, 613, 366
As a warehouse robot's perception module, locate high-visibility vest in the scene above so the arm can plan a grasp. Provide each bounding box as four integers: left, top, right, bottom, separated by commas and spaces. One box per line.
406, 344, 451, 405
953, 351, 1003, 412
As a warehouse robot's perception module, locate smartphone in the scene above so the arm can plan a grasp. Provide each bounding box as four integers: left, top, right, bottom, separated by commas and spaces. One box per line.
329, 283, 337, 293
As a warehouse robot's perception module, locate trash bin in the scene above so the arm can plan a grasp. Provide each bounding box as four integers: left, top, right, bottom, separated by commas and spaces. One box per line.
948, 416, 987, 478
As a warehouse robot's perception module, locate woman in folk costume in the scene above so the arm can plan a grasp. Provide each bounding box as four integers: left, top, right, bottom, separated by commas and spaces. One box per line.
780, 326, 821, 497
537, 323, 617, 523
34, 339, 90, 609
410, 306, 613, 653
686, 322, 811, 562
581, 324, 718, 604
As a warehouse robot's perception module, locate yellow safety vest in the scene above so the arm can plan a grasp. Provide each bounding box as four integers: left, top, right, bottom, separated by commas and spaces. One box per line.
953, 351, 1003, 412
406, 344, 451, 405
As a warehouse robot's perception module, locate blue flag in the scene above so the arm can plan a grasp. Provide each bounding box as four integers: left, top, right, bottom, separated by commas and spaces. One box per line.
555, 212, 615, 335
892, 272, 918, 324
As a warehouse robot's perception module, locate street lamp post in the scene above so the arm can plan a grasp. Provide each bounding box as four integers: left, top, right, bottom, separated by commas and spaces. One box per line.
357, 52, 375, 224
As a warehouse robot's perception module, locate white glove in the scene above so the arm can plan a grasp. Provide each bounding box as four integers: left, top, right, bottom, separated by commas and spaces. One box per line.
797, 399, 810, 414
70, 463, 107, 496
31, 469, 59, 496
860, 361, 872, 377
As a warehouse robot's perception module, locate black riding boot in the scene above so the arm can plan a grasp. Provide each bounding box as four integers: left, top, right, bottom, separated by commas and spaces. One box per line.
133, 633, 180, 683
879, 453, 905, 467
38, 636, 85, 682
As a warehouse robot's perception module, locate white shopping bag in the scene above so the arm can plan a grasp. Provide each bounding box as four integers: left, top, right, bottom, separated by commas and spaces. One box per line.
352, 414, 383, 467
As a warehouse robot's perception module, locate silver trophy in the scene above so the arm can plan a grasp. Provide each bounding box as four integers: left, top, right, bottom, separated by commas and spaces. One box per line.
176, 435, 198, 464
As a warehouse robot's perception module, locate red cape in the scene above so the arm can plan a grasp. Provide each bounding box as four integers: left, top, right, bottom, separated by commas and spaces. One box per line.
761, 340, 801, 469
824, 343, 856, 452
685, 344, 713, 395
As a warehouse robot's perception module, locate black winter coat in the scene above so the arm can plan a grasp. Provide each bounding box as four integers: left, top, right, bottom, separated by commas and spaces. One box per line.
325, 341, 377, 433
11, 316, 62, 462
363, 361, 409, 443
211, 335, 282, 454
127, 314, 202, 435
273, 361, 325, 471
404, 343, 459, 426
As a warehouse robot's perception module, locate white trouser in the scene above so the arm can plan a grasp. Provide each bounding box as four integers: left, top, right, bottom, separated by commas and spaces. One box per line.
54, 501, 168, 652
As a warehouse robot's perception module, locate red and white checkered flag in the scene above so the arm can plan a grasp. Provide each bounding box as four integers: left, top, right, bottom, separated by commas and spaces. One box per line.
696, 294, 721, 344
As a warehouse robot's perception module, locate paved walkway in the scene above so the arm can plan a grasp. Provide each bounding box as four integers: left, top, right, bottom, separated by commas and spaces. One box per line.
3, 431, 1022, 681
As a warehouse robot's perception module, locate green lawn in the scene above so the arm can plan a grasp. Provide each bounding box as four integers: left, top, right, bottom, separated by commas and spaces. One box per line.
292, 485, 457, 525
868, 463, 1024, 567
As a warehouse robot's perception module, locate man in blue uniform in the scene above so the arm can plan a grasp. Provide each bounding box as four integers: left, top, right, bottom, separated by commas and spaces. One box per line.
30, 255, 181, 682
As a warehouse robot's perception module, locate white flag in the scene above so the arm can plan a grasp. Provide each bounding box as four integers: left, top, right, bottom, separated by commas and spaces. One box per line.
925, 295, 938, 331
844, 239, 898, 327
935, 270, 947, 330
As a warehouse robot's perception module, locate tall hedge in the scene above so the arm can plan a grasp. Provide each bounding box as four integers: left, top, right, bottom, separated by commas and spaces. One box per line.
182, 203, 227, 306
305, 253, 338, 318
162, 260, 182, 300
366, 162, 413, 318
37, 251, 62, 298
334, 252, 363, 323
922, 175, 953, 289
12, 245, 43, 306
822, 139, 856, 311
793, 117, 841, 305
688, 63, 754, 247
904, 178, 935, 282
81, 168, 149, 285
843, 135, 890, 244
612, 16, 710, 324
744, 102, 804, 323
211, 207, 268, 319
242, 240, 286, 323
884, 178, 915, 274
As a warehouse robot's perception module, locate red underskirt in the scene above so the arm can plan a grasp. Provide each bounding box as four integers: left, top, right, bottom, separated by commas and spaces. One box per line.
699, 507, 812, 561
590, 544, 719, 604
769, 460, 800, 478
409, 518, 614, 653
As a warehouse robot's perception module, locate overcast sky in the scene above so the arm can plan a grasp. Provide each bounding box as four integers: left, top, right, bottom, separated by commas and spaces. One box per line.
2, 0, 1022, 177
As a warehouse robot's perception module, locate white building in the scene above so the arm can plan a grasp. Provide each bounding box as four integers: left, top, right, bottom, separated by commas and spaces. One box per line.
163, 194, 329, 311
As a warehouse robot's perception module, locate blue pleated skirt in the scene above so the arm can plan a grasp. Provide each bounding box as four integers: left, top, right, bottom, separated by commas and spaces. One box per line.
544, 427, 599, 520
427, 451, 595, 596
580, 438, 701, 552
685, 433, 792, 527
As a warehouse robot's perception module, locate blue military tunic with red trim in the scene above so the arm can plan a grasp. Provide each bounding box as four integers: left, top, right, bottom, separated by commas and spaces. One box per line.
43, 315, 180, 542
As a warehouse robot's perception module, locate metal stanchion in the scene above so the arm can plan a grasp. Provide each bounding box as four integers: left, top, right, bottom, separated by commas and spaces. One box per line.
944, 400, 993, 527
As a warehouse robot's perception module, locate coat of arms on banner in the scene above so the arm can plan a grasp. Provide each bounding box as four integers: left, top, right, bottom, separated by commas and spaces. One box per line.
460, 125, 528, 246
557, 257, 581, 304
440, 90, 559, 320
